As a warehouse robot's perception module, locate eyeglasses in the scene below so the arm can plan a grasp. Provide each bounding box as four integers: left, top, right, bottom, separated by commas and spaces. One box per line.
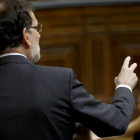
30, 23, 43, 33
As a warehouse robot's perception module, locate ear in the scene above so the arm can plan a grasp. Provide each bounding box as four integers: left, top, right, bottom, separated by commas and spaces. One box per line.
23, 28, 32, 47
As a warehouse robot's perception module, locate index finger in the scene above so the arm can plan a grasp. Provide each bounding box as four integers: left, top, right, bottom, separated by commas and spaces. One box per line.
122, 56, 131, 69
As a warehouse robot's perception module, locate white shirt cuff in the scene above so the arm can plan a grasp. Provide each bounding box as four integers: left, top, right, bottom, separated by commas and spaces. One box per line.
116, 85, 132, 92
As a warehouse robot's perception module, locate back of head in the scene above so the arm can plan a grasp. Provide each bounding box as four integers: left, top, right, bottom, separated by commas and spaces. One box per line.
0, 0, 35, 53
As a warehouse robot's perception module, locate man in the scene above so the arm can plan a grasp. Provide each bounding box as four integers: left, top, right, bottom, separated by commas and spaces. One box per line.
0, 0, 138, 140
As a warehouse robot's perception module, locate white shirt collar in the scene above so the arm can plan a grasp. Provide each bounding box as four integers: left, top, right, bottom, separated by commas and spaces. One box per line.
0, 53, 27, 59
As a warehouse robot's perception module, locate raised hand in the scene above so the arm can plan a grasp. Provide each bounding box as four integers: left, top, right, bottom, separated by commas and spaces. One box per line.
114, 56, 138, 89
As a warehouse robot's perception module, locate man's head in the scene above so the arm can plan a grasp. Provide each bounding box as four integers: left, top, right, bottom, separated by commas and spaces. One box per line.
0, 0, 41, 63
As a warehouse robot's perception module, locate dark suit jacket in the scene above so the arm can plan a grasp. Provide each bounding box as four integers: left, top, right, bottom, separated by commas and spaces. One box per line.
0, 55, 135, 140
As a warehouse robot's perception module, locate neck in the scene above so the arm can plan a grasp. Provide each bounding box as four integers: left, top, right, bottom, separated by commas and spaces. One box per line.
0, 45, 31, 59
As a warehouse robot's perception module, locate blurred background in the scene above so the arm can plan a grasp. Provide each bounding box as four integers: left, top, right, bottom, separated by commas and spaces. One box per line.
29, 0, 140, 140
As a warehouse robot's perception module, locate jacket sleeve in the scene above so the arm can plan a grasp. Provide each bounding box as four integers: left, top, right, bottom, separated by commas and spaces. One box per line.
69, 69, 136, 137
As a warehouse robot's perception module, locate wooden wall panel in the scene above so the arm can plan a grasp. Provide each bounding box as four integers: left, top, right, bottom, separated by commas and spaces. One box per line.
35, 5, 140, 102
85, 36, 112, 97
110, 15, 140, 32
39, 17, 83, 36
86, 17, 107, 33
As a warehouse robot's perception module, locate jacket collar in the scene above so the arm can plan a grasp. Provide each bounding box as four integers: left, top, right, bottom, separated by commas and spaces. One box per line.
0, 53, 27, 59
0, 55, 32, 65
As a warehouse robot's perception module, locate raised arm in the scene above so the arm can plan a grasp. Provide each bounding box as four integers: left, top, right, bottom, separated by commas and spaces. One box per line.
70, 56, 138, 137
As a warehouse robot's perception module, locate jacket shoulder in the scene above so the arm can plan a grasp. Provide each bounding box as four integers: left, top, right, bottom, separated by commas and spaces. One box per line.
34, 65, 71, 79
35, 65, 70, 72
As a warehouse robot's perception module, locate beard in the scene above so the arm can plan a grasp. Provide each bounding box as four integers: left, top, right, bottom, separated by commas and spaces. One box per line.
30, 34, 41, 63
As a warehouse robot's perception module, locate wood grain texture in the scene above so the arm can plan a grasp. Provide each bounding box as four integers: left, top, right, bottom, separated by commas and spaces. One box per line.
35, 5, 140, 115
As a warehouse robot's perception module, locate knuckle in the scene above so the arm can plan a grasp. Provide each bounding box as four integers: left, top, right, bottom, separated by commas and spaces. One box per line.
128, 69, 134, 74
135, 78, 138, 83
121, 67, 125, 70
121, 68, 126, 72
128, 68, 133, 72
134, 74, 138, 81
133, 73, 136, 76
